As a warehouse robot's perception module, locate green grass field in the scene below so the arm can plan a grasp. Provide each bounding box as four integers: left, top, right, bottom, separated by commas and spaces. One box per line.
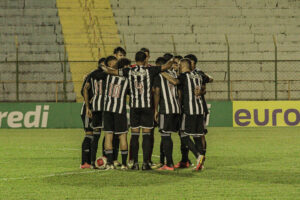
0, 127, 299, 200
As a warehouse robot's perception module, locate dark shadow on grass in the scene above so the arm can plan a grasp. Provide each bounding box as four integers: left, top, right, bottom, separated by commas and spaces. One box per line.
43, 168, 196, 188
199, 168, 300, 185
205, 156, 274, 169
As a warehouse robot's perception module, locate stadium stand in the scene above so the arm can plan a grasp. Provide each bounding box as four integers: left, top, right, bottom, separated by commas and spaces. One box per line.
110, 0, 300, 100
1, 0, 300, 101
0, 0, 75, 101
57, 0, 121, 101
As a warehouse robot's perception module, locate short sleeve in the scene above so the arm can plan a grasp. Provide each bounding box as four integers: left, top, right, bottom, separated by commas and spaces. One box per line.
149, 66, 161, 77
119, 68, 130, 77
153, 75, 161, 88
200, 71, 210, 85
90, 69, 107, 80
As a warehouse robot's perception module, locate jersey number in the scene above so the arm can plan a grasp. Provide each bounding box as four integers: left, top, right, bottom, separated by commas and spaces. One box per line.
94, 80, 103, 95
108, 84, 121, 98
134, 81, 144, 94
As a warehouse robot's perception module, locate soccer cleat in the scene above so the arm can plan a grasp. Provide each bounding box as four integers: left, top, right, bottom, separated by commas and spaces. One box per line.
80, 163, 91, 169
131, 163, 139, 170
194, 155, 205, 171
121, 165, 128, 170
142, 163, 152, 170
174, 161, 190, 168
151, 163, 163, 169
158, 165, 175, 171
105, 164, 116, 170
128, 160, 134, 168
113, 160, 122, 167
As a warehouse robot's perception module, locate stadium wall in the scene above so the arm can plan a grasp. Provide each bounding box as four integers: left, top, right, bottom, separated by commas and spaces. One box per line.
0, 102, 232, 128
1, 101, 299, 128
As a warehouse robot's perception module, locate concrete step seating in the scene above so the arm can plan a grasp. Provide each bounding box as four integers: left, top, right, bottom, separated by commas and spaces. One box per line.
110, 0, 300, 100
0, 91, 76, 102
0, 0, 76, 102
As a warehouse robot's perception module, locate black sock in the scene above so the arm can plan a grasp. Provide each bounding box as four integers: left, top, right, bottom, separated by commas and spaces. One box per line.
113, 134, 120, 161
130, 134, 139, 163
81, 135, 93, 165
160, 139, 165, 164
91, 133, 100, 165
181, 136, 199, 159
180, 135, 189, 162
162, 135, 173, 167
105, 149, 113, 165
194, 137, 205, 155
121, 150, 128, 165
102, 137, 106, 157
142, 133, 151, 164
149, 129, 154, 162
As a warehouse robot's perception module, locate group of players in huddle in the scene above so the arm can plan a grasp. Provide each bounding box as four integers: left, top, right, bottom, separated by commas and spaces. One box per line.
80, 46, 213, 171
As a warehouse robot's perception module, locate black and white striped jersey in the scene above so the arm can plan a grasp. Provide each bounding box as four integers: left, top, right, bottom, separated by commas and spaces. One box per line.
89, 69, 108, 111
119, 65, 161, 108
193, 69, 211, 116
193, 69, 210, 86
178, 71, 204, 115
153, 70, 180, 114
80, 70, 97, 115
103, 75, 129, 114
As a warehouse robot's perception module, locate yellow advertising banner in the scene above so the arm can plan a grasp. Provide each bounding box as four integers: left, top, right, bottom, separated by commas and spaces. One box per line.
233, 101, 300, 127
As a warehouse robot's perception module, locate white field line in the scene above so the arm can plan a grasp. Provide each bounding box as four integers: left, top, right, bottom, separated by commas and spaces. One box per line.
0, 170, 99, 181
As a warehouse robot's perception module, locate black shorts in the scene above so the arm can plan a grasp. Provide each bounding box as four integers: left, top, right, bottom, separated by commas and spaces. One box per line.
130, 108, 154, 129
80, 105, 93, 132
181, 114, 204, 136
159, 114, 180, 133
92, 111, 103, 129
103, 111, 128, 134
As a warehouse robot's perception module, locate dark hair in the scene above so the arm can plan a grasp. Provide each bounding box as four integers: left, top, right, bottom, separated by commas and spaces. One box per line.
184, 54, 197, 64
105, 56, 117, 67
180, 58, 192, 70
155, 57, 166, 66
116, 58, 131, 69
174, 55, 183, 60
140, 47, 150, 54
113, 46, 126, 56
163, 53, 173, 61
135, 51, 147, 62
98, 57, 106, 68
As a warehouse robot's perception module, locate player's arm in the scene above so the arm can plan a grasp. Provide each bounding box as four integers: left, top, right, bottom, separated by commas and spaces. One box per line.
83, 82, 92, 118
202, 72, 213, 83
161, 59, 175, 71
194, 86, 205, 97
161, 72, 180, 85
154, 86, 160, 123
101, 66, 118, 76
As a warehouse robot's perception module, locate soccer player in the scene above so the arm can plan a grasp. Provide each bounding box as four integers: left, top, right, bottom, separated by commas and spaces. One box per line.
168, 58, 206, 171
183, 54, 213, 169
80, 58, 105, 169
163, 53, 173, 62
153, 59, 181, 171
86, 56, 118, 168
102, 58, 131, 170
102, 51, 174, 170
113, 46, 126, 60
111, 46, 127, 167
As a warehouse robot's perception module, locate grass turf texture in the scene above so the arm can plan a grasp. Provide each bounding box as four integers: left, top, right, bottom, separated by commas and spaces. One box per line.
0, 127, 299, 200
